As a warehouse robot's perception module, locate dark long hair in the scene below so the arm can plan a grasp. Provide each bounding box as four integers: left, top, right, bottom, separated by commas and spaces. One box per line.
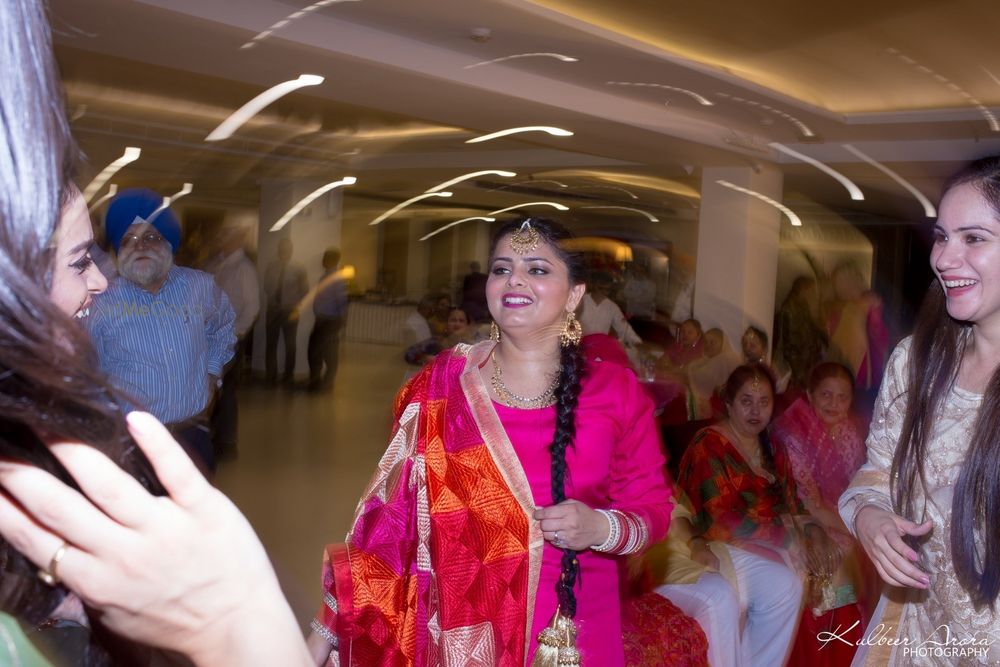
0, 0, 161, 657
489, 218, 587, 617
892, 155, 1000, 609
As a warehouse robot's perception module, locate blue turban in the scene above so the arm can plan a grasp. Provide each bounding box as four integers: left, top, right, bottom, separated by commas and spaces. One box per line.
105, 188, 181, 254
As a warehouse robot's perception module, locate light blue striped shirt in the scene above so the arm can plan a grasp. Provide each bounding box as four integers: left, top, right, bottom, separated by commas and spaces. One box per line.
87, 266, 236, 423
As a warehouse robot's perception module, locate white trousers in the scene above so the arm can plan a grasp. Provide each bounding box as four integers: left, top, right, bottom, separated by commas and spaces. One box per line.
729, 545, 804, 667
656, 571, 745, 667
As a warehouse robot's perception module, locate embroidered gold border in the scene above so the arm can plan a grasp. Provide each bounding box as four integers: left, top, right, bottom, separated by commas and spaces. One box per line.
458, 340, 544, 660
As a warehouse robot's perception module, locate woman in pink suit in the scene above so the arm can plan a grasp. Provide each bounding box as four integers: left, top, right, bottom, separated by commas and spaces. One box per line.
307, 218, 675, 666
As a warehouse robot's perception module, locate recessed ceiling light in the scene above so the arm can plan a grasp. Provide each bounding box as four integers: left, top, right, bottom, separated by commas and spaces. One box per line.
770, 143, 864, 201
420, 217, 496, 241
206, 75, 325, 142
425, 170, 516, 193
82, 147, 140, 202
270, 177, 357, 232
369, 192, 453, 226
464, 53, 578, 70
466, 126, 573, 144
715, 180, 802, 226
842, 145, 935, 217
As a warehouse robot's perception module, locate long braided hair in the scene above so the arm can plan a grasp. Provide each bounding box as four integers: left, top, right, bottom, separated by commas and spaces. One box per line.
489, 218, 587, 618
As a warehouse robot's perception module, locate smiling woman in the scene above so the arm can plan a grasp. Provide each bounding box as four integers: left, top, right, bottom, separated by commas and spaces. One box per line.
841, 156, 1000, 666
308, 218, 677, 666
49, 188, 107, 319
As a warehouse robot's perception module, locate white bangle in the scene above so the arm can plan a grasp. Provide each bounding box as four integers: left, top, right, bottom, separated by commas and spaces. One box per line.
593, 509, 621, 552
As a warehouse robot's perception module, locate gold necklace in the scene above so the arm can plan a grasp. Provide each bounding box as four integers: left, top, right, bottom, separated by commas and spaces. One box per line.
491, 350, 559, 409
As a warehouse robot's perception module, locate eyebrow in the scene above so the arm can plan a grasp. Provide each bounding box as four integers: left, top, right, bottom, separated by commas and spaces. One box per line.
955, 225, 998, 235
935, 224, 999, 235
68, 238, 94, 256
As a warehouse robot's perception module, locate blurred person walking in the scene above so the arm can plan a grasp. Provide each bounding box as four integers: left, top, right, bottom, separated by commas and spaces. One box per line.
264, 237, 307, 386
307, 247, 349, 393
207, 226, 259, 459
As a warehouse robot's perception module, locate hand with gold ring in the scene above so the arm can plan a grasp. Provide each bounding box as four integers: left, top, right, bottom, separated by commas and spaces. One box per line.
535, 499, 610, 551
0, 412, 312, 667
37, 541, 68, 586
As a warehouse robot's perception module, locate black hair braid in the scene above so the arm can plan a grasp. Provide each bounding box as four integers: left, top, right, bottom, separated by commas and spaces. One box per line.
550, 343, 585, 618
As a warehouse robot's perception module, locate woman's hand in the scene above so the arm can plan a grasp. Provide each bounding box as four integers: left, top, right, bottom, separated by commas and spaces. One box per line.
0, 411, 312, 667
803, 523, 842, 575
534, 499, 608, 550
854, 505, 932, 589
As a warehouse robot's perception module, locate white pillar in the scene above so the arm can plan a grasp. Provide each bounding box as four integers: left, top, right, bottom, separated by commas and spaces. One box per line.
693, 165, 783, 349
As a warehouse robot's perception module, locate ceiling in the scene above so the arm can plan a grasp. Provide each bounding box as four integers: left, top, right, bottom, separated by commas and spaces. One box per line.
49, 0, 1000, 232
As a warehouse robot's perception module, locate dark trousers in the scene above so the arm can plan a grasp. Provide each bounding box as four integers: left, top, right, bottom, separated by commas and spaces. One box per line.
265, 309, 298, 383
211, 337, 245, 458
308, 315, 343, 390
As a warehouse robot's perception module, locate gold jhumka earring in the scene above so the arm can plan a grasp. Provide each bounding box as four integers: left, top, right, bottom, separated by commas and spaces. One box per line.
490, 321, 500, 341
559, 311, 583, 347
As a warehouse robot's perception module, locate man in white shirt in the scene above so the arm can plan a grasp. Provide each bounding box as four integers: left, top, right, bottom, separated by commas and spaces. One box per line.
403, 294, 436, 346
578, 272, 642, 346
208, 226, 260, 458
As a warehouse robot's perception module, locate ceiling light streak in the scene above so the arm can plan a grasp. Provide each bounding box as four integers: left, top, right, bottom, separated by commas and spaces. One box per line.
169, 183, 193, 204
466, 126, 573, 144
716, 180, 801, 226
493, 180, 568, 191
886, 48, 999, 132
488, 202, 569, 216
420, 217, 496, 242
606, 81, 713, 106
206, 74, 324, 142
716, 92, 815, 137
573, 185, 638, 199
842, 145, 936, 217
240, 0, 361, 50
770, 142, 864, 201
581, 205, 657, 222
147, 184, 195, 224
270, 177, 357, 232
87, 184, 118, 214
464, 53, 578, 69
369, 192, 452, 226
425, 170, 516, 193
82, 146, 141, 202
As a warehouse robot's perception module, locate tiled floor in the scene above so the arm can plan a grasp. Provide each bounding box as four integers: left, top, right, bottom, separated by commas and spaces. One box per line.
214, 341, 411, 628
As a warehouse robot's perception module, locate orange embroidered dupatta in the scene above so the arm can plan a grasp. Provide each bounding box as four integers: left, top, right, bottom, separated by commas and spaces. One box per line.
314, 342, 542, 666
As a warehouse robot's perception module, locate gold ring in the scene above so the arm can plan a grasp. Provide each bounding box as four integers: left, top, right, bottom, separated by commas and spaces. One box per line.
37, 542, 69, 586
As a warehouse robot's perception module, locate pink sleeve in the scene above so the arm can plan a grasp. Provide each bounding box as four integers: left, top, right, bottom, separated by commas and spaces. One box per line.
607, 370, 674, 549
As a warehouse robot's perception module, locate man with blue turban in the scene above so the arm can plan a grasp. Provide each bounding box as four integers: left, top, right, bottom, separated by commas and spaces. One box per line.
86, 188, 235, 472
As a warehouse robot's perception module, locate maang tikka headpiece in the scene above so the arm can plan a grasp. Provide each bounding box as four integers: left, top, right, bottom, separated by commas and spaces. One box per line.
509, 220, 540, 255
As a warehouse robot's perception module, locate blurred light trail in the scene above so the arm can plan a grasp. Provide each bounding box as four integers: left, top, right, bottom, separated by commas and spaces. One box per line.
716, 180, 802, 226
421, 217, 496, 241
82, 147, 140, 202
270, 177, 357, 232
770, 142, 864, 201
581, 205, 658, 222
206, 75, 324, 142
488, 202, 569, 215
369, 192, 452, 226
607, 81, 713, 106
464, 53, 578, 69
842, 144, 936, 217
425, 170, 516, 193
466, 126, 573, 144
